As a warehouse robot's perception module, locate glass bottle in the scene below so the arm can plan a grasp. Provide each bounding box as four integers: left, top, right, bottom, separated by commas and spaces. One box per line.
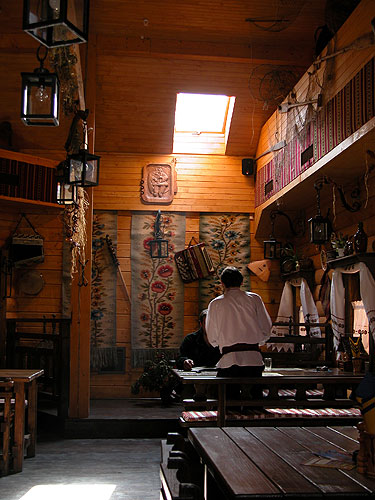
353, 222, 368, 253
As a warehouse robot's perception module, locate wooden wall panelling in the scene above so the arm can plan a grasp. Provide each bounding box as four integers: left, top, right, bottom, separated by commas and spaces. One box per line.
0, 208, 63, 320
94, 153, 254, 213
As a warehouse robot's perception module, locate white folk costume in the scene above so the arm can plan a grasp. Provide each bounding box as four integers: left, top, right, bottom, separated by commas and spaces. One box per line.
206, 288, 272, 368
330, 262, 375, 352
271, 277, 321, 352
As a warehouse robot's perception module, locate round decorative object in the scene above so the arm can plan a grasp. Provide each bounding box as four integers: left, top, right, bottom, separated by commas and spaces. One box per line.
280, 259, 295, 274
19, 271, 44, 295
320, 249, 327, 271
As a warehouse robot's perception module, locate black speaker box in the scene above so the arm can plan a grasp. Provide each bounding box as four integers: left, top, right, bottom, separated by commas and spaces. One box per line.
242, 158, 254, 176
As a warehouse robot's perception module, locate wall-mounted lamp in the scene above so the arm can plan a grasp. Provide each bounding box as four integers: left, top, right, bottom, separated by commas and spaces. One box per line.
323, 175, 361, 213
150, 210, 169, 259
21, 45, 60, 126
308, 180, 330, 244
23, 0, 89, 48
263, 212, 282, 259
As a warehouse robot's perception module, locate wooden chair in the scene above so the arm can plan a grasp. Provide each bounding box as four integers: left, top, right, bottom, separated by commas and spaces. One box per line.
0, 379, 15, 476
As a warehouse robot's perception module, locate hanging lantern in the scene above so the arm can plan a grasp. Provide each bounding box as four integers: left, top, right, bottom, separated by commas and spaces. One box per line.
21, 45, 60, 126
23, 0, 89, 48
67, 149, 100, 187
55, 160, 78, 204
56, 181, 78, 205
263, 212, 282, 259
65, 114, 100, 186
308, 180, 330, 244
149, 210, 169, 259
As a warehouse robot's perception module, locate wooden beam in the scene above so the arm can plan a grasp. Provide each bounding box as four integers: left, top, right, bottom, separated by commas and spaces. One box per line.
71, 44, 86, 111
68, 36, 96, 419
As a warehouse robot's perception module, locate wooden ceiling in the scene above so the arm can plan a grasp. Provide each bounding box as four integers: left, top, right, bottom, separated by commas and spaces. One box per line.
0, 1, 360, 158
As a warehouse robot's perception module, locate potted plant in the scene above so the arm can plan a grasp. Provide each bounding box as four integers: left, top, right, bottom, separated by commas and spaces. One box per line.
330, 232, 347, 257
131, 352, 178, 404
280, 243, 300, 273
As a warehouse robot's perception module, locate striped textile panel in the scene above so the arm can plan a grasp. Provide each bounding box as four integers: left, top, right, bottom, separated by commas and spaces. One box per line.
255, 57, 374, 207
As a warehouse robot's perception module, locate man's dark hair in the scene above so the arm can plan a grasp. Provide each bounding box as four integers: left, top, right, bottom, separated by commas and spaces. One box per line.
220, 266, 243, 288
199, 309, 208, 323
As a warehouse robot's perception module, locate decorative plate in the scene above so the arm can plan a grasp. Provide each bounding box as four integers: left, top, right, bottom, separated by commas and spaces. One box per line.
19, 271, 44, 295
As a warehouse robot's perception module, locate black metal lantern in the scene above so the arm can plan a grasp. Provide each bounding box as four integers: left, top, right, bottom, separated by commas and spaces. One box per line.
263, 212, 282, 259
56, 160, 77, 204
21, 45, 60, 126
23, 0, 89, 48
150, 210, 169, 259
67, 149, 100, 187
56, 181, 78, 205
65, 111, 100, 187
264, 239, 282, 259
308, 181, 330, 244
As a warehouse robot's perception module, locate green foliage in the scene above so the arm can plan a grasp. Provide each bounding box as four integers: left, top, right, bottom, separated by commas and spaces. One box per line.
330, 232, 347, 249
131, 353, 176, 395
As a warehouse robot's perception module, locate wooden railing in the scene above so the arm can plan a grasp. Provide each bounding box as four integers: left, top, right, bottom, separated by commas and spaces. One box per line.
266, 320, 334, 367
0, 149, 59, 206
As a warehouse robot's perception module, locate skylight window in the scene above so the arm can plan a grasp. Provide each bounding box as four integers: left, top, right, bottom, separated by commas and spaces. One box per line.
173, 93, 235, 155
174, 93, 231, 134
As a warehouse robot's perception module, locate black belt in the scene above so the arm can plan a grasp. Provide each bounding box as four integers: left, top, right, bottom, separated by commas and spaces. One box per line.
222, 343, 260, 355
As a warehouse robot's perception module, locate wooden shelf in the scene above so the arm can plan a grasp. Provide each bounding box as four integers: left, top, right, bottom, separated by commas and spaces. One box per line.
327, 252, 375, 273
280, 268, 314, 291
0, 195, 61, 210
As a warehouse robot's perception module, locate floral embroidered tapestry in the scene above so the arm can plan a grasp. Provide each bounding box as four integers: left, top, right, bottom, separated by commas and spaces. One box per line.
90, 210, 118, 371
131, 212, 186, 367
199, 213, 251, 309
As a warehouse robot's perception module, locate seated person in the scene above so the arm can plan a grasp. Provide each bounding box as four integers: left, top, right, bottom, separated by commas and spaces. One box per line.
176, 309, 221, 371
176, 309, 221, 401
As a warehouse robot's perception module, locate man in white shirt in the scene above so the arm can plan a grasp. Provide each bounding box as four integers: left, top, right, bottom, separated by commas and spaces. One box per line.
206, 266, 272, 401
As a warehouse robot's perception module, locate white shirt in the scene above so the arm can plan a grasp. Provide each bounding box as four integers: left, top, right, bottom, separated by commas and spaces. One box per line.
206, 288, 272, 368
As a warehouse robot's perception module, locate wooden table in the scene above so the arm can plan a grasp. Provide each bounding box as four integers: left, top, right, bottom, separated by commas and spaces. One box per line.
0, 369, 44, 472
173, 368, 363, 426
188, 426, 375, 499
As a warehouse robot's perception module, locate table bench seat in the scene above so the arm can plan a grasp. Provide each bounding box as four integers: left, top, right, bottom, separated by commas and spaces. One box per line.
180, 407, 362, 428
173, 368, 362, 427
160, 439, 203, 500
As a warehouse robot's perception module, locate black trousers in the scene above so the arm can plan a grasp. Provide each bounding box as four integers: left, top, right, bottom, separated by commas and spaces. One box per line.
216, 365, 264, 401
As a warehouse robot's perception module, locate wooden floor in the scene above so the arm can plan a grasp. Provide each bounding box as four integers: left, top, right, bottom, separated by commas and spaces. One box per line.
39, 398, 184, 438
2, 432, 162, 499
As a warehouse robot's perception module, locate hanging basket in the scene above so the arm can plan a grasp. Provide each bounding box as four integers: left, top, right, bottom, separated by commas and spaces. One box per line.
8, 213, 44, 267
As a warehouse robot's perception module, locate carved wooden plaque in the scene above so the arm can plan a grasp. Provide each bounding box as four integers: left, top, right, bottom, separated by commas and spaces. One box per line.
141, 163, 177, 204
